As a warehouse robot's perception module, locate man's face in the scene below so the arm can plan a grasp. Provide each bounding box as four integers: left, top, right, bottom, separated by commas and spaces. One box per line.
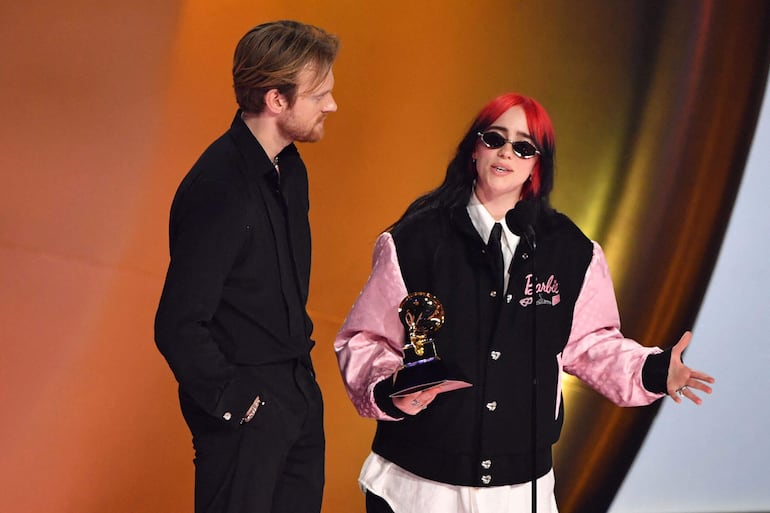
278, 66, 337, 143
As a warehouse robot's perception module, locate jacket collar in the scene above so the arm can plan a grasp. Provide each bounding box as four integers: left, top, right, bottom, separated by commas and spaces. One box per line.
228, 110, 300, 179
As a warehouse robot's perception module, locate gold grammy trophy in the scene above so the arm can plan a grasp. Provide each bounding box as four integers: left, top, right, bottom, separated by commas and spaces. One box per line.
391, 292, 471, 397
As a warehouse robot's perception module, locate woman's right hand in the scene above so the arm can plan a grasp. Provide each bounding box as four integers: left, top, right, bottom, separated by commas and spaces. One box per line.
392, 387, 442, 415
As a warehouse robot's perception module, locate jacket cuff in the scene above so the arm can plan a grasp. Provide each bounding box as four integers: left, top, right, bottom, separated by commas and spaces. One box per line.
642, 348, 672, 394
373, 377, 406, 420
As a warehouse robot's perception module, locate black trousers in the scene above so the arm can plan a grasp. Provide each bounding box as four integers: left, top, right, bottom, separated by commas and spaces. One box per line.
180, 359, 325, 513
366, 491, 396, 513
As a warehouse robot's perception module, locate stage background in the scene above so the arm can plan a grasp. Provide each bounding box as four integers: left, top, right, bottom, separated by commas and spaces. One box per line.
608, 58, 770, 513
1, 1, 768, 512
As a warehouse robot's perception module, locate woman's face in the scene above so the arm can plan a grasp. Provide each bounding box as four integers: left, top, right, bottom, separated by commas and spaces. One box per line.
472, 105, 538, 208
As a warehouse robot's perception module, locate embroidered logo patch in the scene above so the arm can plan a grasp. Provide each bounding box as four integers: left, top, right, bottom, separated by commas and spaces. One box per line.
520, 273, 561, 307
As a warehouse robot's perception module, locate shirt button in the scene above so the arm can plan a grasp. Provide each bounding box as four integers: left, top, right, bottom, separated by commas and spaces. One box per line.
481, 459, 492, 469
481, 475, 492, 485
522, 253, 529, 260
223, 412, 232, 421
486, 401, 497, 411
490, 290, 497, 297
490, 351, 501, 360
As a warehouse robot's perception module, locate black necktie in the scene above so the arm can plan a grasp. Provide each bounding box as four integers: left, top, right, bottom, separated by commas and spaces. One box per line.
488, 222, 504, 293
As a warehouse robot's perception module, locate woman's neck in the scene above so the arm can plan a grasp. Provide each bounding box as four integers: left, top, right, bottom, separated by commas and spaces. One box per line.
475, 187, 521, 221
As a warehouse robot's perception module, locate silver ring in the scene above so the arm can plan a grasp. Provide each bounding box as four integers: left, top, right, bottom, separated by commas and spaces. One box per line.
676, 386, 688, 395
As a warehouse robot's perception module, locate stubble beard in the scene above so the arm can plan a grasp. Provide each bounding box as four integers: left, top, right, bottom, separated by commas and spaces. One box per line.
279, 112, 326, 144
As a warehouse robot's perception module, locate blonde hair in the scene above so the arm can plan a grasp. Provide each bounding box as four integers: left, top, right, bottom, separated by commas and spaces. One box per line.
233, 20, 339, 113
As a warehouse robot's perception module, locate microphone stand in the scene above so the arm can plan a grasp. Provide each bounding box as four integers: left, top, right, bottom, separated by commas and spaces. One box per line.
505, 201, 538, 513
524, 227, 537, 513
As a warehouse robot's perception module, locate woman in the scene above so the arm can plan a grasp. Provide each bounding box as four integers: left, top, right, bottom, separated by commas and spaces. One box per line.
333, 92, 714, 513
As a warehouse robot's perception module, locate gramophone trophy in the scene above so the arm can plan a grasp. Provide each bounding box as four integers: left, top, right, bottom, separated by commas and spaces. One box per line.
390, 292, 471, 397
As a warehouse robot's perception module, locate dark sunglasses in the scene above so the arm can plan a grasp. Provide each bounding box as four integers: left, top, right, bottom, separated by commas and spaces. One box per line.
477, 131, 540, 159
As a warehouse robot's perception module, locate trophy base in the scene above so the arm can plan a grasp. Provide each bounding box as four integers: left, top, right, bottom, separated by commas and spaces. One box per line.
390, 358, 474, 397
390, 357, 447, 397
390, 380, 449, 398
389, 378, 473, 398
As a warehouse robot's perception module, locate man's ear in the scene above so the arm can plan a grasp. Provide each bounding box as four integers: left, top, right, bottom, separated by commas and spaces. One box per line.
263, 89, 286, 114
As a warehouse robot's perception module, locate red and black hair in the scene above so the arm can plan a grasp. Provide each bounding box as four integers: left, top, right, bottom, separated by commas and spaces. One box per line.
393, 92, 556, 228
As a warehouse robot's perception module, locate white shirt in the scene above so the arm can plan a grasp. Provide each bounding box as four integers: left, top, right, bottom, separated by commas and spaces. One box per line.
466, 191, 519, 292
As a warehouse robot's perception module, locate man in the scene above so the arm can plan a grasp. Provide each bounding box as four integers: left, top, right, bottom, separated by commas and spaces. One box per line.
155, 20, 338, 513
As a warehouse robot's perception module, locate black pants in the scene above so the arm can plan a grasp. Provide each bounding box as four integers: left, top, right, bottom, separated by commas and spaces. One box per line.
181, 360, 325, 513
366, 491, 396, 513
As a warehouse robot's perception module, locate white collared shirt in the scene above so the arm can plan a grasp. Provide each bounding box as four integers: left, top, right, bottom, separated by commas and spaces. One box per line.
466, 191, 520, 292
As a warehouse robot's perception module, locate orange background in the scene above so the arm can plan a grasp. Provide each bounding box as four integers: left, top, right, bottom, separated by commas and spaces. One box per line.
1, 1, 768, 512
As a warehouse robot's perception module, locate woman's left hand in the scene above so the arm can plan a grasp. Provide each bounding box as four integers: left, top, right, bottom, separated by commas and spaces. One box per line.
666, 331, 715, 404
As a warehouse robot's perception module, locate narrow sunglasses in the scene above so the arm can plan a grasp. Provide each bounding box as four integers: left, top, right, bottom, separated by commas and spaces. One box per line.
477, 131, 540, 159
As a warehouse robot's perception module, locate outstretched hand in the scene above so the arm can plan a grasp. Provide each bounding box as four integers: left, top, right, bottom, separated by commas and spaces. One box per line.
666, 331, 715, 404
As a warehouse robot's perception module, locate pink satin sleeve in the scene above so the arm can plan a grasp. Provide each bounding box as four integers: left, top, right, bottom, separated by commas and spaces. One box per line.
334, 232, 408, 420
561, 242, 665, 406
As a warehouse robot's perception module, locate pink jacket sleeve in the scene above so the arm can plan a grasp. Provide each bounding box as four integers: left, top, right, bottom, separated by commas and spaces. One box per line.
334, 233, 408, 420
561, 242, 665, 406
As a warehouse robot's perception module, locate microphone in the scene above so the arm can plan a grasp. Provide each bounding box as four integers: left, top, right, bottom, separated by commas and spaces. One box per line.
505, 199, 537, 250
